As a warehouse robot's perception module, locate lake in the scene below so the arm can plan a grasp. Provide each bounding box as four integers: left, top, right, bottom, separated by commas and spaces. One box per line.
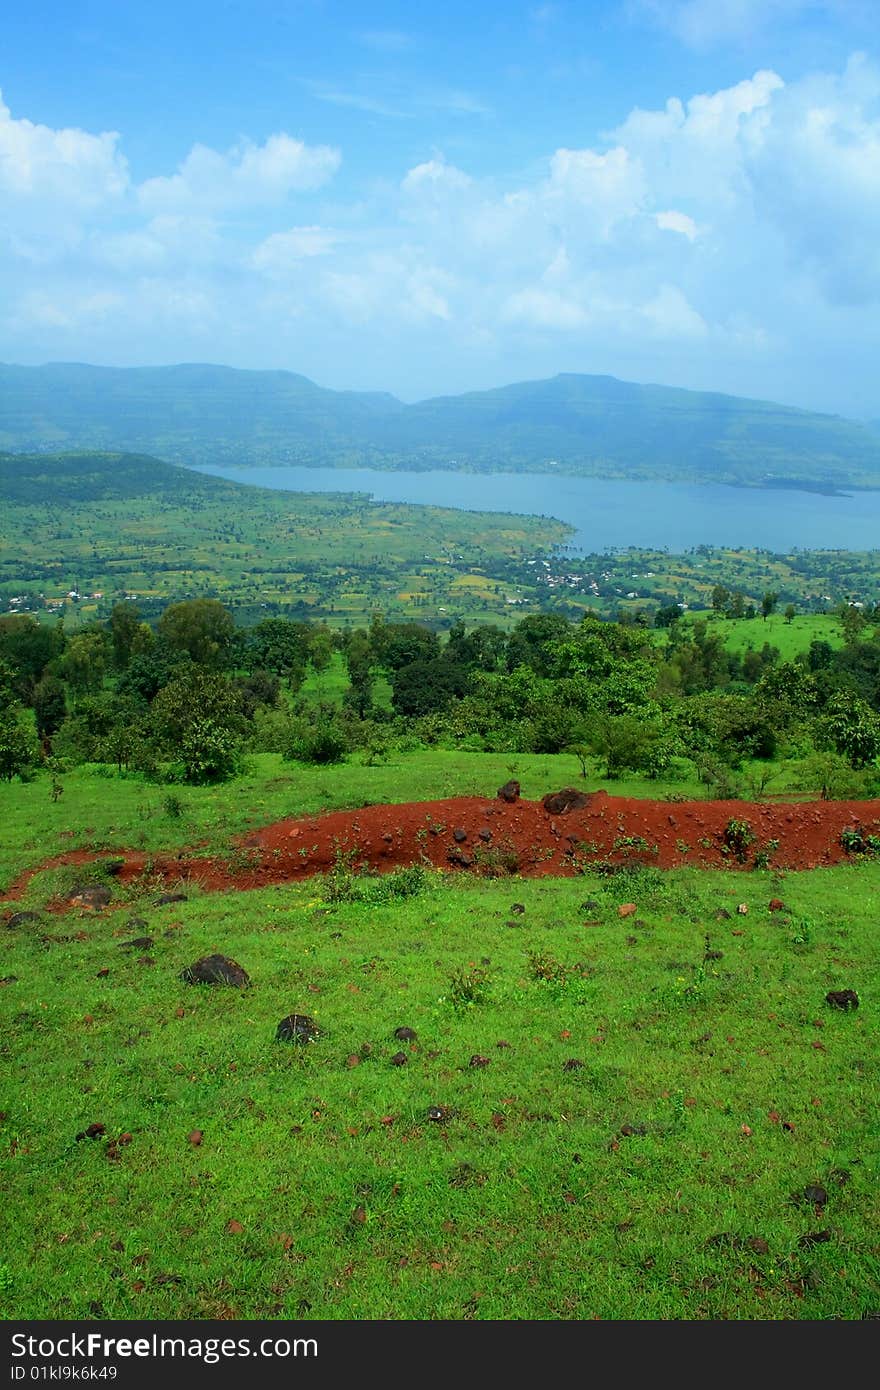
190, 464, 880, 553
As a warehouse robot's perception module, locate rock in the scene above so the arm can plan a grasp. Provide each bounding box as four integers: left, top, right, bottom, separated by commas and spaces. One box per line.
542, 788, 590, 815
276, 1013, 319, 1043
154, 893, 187, 906
180, 955, 250, 988
469, 1054, 490, 1068
497, 780, 520, 803
826, 989, 859, 1010
394, 1026, 417, 1042
798, 1230, 832, 1248
478, 827, 492, 842
562, 1058, 584, 1071
714, 908, 731, 920
618, 903, 638, 918
768, 899, 786, 912
118, 937, 154, 951
736, 903, 749, 915
620, 1123, 647, 1137
67, 883, 112, 909
75, 1122, 106, 1141
427, 1105, 450, 1123
391, 1052, 408, 1067
5, 911, 41, 929
452, 827, 468, 844
510, 903, 526, 915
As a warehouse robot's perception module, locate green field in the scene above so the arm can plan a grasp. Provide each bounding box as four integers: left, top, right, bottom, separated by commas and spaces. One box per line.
1, 843, 877, 1320
0, 452, 568, 629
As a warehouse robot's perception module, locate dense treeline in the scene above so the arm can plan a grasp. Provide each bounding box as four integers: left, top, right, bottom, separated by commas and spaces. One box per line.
2, 598, 880, 796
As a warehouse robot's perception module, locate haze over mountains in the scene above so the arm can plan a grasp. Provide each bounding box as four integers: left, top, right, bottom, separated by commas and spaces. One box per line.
1, 362, 879, 491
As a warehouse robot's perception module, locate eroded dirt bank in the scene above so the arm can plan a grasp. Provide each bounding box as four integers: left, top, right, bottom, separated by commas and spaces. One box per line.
5, 790, 880, 904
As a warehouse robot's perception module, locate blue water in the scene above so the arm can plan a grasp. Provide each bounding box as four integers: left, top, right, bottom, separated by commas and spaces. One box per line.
190, 464, 880, 553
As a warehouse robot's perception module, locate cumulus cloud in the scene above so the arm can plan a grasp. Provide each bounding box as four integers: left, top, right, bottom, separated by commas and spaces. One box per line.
252, 226, 340, 275
2, 57, 880, 412
0, 89, 128, 205
138, 133, 340, 213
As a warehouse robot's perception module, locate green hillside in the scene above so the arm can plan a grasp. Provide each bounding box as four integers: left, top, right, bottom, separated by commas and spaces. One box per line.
2, 363, 879, 488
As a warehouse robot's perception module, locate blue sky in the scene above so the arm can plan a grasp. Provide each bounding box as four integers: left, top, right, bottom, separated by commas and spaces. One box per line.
1, 0, 878, 415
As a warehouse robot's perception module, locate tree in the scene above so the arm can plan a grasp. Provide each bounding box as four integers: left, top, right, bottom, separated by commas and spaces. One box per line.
711, 585, 731, 614
32, 674, 67, 738
158, 599, 235, 667
654, 603, 682, 629
822, 691, 880, 769
151, 668, 245, 782
60, 629, 109, 698
109, 603, 142, 669
784, 603, 796, 624
761, 591, 778, 622
0, 704, 40, 781
390, 657, 469, 717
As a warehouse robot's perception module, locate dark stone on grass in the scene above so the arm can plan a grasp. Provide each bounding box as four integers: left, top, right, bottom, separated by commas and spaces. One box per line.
391, 1052, 408, 1066
792, 1183, 829, 1209
181, 955, 250, 988
798, 1230, 832, 1248
619, 1123, 647, 1137
497, 780, 520, 803
427, 1105, 450, 1123
714, 908, 731, 920
155, 893, 187, 906
704, 948, 724, 961
826, 989, 859, 1010
276, 1013, 319, 1043
0, 976, 18, 985
118, 937, 154, 951
75, 1122, 106, 1141
562, 1058, 584, 1071
510, 903, 526, 915
6, 911, 41, 929
542, 788, 590, 814
478, 827, 492, 842
453, 827, 468, 843
67, 883, 112, 909
469, 1054, 490, 1068
579, 899, 601, 912
828, 1168, 851, 1186
394, 1027, 417, 1042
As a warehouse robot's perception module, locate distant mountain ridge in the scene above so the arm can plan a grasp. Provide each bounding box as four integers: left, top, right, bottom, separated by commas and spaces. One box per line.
1, 361, 878, 489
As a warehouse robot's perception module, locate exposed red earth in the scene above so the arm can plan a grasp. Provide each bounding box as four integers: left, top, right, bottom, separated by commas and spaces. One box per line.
4, 790, 880, 906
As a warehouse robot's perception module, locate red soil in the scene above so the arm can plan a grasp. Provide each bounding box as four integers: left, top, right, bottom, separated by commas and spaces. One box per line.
5, 790, 880, 904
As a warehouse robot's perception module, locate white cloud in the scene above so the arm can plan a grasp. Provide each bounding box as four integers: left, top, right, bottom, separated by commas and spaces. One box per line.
253, 226, 340, 274
2, 58, 880, 412
655, 209, 699, 239
641, 284, 708, 337
0, 88, 128, 206
503, 287, 588, 329
138, 133, 340, 213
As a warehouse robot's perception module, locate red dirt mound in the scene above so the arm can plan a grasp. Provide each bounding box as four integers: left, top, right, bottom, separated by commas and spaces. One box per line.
5, 792, 880, 903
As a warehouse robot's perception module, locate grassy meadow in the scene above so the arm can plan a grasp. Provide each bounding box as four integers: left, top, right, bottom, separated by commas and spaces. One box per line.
1, 755, 878, 1321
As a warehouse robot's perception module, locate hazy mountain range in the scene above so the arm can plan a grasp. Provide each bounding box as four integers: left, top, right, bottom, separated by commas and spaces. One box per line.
2, 361, 879, 490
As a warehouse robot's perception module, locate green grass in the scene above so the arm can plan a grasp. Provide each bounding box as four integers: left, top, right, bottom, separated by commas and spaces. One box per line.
1, 861, 877, 1320
700, 613, 845, 661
